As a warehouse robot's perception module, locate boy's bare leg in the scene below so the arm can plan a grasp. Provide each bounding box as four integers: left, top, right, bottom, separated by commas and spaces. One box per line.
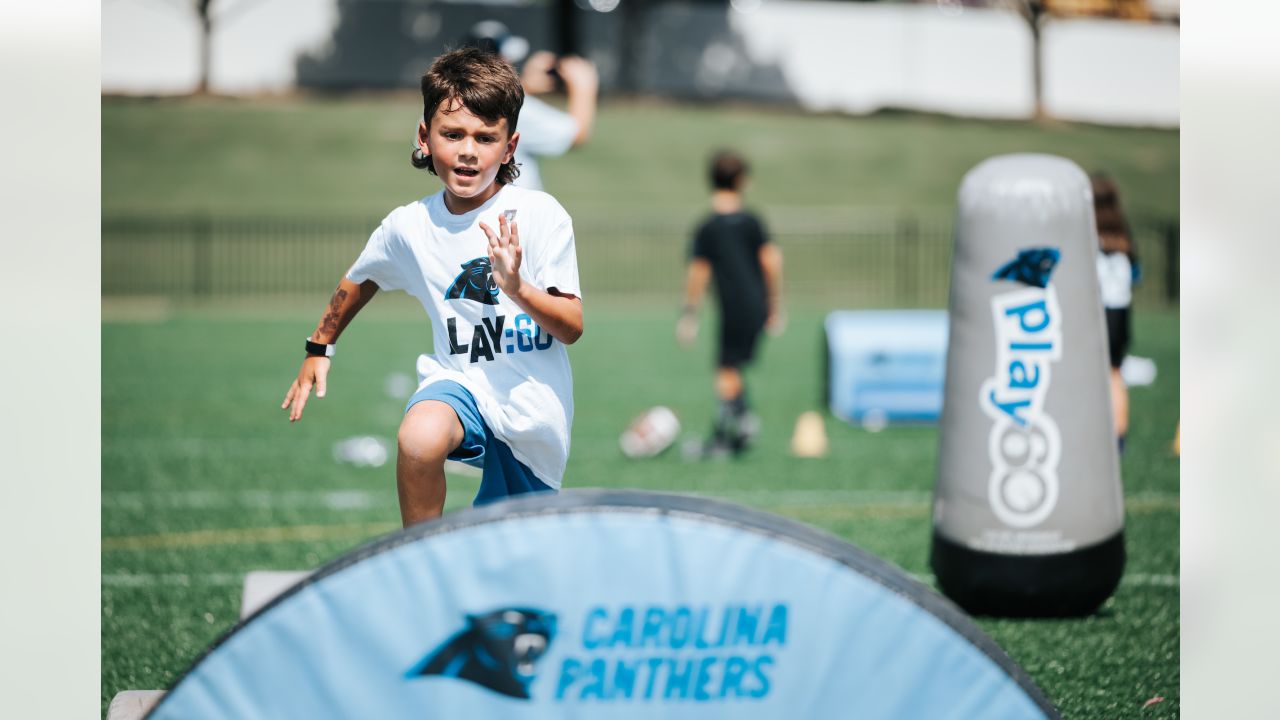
396, 400, 466, 527
708, 367, 754, 455
715, 367, 743, 401
1109, 368, 1129, 438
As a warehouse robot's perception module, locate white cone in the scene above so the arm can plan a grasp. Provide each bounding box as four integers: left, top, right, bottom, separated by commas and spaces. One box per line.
790, 411, 829, 458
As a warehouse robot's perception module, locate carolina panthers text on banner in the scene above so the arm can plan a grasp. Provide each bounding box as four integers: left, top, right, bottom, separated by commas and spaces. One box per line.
556, 602, 786, 701
147, 491, 1059, 719
980, 249, 1065, 533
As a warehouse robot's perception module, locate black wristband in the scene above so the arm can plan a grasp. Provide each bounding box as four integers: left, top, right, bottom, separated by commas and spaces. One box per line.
305, 337, 336, 358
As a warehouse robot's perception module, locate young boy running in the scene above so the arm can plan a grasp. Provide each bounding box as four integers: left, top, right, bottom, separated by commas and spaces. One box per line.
282, 48, 584, 526
677, 150, 783, 457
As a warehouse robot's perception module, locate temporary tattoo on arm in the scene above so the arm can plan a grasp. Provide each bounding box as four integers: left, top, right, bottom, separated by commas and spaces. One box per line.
318, 288, 349, 339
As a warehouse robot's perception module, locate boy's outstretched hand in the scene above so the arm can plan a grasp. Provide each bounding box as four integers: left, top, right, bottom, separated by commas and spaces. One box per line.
481, 214, 522, 296
676, 311, 698, 347
766, 306, 788, 337
282, 356, 330, 422
520, 51, 558, 95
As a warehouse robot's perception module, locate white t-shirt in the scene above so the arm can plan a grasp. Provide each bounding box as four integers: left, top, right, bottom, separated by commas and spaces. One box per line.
512, 95, 578, 192
346, 184, 581, 488
1096, 251, 1133, 309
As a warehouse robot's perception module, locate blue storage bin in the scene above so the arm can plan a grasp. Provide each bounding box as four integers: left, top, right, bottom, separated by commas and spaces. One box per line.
824, 310, 949, 425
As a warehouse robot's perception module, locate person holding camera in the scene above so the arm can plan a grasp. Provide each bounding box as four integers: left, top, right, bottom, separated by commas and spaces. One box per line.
512, 50, 598, 191
454, 22, 600, 192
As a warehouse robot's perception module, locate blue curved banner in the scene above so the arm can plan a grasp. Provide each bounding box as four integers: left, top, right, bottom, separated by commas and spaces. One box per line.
149, 491, 1057, 719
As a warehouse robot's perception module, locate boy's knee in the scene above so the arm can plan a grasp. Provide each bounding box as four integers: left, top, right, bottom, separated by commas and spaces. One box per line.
398, 402, 463, 462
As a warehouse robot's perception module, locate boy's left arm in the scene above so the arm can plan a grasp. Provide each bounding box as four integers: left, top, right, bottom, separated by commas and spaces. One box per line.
759, 242, 785, 335
482, 214, 584, 345
677, 258, 711, 347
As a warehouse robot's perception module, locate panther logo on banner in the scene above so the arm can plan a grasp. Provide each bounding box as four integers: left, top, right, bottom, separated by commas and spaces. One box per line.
408, 607, 557, 699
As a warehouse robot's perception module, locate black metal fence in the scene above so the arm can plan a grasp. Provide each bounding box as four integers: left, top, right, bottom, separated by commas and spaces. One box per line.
102, 212, 1179, 309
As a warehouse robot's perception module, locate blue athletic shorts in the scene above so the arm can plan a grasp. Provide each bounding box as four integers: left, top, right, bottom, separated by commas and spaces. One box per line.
405, 380, 555, 506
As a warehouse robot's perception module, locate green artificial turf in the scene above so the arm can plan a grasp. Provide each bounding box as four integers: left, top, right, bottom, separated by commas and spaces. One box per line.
102, 303, 1178, 717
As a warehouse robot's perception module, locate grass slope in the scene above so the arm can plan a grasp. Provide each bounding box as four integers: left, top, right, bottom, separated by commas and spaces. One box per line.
103, 96, 1178, 222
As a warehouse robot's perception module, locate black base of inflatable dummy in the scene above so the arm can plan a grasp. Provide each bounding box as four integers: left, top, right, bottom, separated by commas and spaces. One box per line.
930, 531, 1125, 617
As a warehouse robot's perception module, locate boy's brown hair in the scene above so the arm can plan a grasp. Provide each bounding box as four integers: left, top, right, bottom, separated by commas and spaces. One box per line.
412, 47, 524, 185
709, 150, 749, 191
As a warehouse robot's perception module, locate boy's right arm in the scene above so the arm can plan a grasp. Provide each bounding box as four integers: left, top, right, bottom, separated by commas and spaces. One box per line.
282, 278, 379, 422
677, 258, 711, 347
556, 56, 599, 146
759, 242, 785, 335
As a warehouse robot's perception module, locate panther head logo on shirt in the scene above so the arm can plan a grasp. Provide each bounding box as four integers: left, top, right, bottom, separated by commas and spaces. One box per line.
407, 607, 557, 699
446, 257, 500, 305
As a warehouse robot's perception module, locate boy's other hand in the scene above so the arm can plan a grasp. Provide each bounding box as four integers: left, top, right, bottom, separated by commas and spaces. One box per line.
676, 313, 698, 347
481, 215, 523, 297
556, 56, 598, 93
282, 356, 331, 422
767, 307, 788, 337
521, 51, 558, 95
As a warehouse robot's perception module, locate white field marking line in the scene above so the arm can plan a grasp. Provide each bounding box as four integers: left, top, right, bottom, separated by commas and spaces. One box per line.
102, 438, 316, 457
101, 489, 388, 511
909, 572, 1178, 589
98, 488, 929, 511
702, 489, 934, 506
100, 488, 1175, 550
102, 522, 401, 552
101, 297, 173, 323
103, 572, 246, 587
100, 488, 1178, 511
103, 475, 481, 511
105, 569, 1179, 589
688, 489, 1177, 509
1121, 573, 1180, 588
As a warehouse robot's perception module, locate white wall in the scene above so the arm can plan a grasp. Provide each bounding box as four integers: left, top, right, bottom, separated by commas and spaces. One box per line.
101, 0, 1178, 127
732, 1, 1177, 127
732, 3, 1034, 118
102, 0, 199, 94
1043, 18, 1179, 126
102, 0, 338, 95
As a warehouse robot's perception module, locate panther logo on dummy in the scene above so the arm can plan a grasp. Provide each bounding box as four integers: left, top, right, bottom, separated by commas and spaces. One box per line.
408, 607, 557, 699
992, 248, 1061, 289
446, 257, 501, 305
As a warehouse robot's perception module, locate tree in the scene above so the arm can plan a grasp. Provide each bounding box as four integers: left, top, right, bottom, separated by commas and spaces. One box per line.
196, 0, 213, 94
191, 0, 262, 95
1002, 0, 1048, 120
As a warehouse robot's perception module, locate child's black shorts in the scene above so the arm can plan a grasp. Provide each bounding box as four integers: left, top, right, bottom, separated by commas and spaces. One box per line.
1104, 307, 1131, 369
718, 321, 764, 369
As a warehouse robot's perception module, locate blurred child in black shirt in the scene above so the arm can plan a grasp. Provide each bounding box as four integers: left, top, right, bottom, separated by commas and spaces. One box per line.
678, 150, 784, 457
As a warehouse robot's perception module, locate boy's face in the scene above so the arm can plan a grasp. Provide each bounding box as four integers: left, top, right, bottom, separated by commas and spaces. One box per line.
419, 98, 519, 214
